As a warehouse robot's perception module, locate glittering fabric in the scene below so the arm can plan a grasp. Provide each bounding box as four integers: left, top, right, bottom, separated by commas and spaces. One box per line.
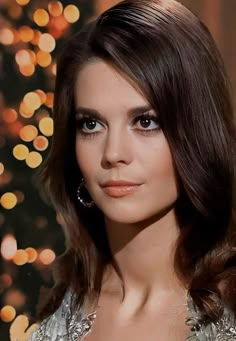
28, 290, 236, 341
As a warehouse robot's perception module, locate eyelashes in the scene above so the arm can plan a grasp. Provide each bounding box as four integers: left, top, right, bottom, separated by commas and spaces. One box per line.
75, 112, 161, 138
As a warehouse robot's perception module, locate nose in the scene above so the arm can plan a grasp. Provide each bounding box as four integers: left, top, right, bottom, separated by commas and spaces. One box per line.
101, 127, 133, 167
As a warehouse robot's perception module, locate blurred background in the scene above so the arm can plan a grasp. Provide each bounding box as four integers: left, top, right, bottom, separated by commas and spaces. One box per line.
0, 0, 235, 339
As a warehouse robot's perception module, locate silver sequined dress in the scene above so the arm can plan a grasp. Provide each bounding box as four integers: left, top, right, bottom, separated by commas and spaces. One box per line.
28, 290, 236, 341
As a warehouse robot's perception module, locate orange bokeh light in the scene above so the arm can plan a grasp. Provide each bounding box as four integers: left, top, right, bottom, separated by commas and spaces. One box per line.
0, 163, 4, 175
25, 151, 43, 168
19, 101, 35, 118
8, 3, 23, 19
39, 249, 56, 265
36, 50, 52, 67
19, 64, 35, 77
0, 274, 13, 288
31, 30, 41, 45
48, 1, 63, 17
35, 89, 47, 104
19, 125, 38, 142
38, 33, 56, 53
16, 0, 30, 5
1, 235, 17, 260
25, 247, 38, 263
64, 4, 80, 23
45, 92, 54, 108
0, 306, 16, 322
19, 26, 34, 42
1, 192, 17, 210
33, 135, 49, 151
0, 28, 14, 45
33, 9, 50, 27
13, 144, 29, 161
12, 249, 29, 265
2, 108, 18, 123
39, 117, 54, 136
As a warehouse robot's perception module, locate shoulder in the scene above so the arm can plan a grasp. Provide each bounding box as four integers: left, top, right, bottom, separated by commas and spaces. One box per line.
187, 295, 236, 340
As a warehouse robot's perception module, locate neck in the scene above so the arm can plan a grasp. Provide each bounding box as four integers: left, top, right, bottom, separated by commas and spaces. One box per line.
103, 207, 186, 298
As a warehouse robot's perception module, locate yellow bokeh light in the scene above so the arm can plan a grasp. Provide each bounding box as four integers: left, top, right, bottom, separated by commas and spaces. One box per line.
19, 64, 35, 77
0, 28, 14, 45
12, 249, 29, 265
33, 135, 49, 151
0, 306, 16, 322
19, 26, 34, 42
34, 9, 50, 27
23, 92, 41, 111
1, 193, 17, 210
48, 1, 63, 17
45, 92, 54, 108
19, 125, 38, 142
35, 89, 47, 104
25, 247, 38, 263
13, 144, 29, 160
1, 235, 17, 260
0, 163, 4, 175
25, 151, 43, 168
39, 249, 56, 265
64, 5, 80, 23
36, 50, 52, 67
51, 63, 57, 76
38, 33, 56, 53
16, 0, 30, 5
19, 101, 35, 118
2, 108, 18, 123
39, 117, 54, 136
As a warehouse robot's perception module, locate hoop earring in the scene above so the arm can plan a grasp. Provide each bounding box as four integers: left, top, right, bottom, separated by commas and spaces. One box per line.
77, 178, 95, 208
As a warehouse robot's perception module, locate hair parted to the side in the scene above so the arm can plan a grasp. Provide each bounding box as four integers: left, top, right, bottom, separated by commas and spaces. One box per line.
37, 0, 236, 322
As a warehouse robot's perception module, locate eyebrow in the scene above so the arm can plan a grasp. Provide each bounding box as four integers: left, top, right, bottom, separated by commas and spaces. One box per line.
75, 105, 154, 120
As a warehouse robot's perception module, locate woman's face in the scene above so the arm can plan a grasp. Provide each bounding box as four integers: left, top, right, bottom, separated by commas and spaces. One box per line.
75, 59, 178, 224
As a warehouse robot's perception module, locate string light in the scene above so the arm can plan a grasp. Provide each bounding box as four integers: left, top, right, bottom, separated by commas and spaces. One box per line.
0, 28, 15, 45
1, 235, 17, 260
13, 144, 29, 161
38, 33, 56, 52
33, 135, 49, 151
33, 9, 50, 27
38, 249, 56, 265
12, 250, 29, 265
2, 108, 18, 123
36, 50, 52, 67
48, 1, 63, 17
19, 125, 38, 142
25, 151, 43, 168
39, 117, 54, 136
25, 247, 38, 263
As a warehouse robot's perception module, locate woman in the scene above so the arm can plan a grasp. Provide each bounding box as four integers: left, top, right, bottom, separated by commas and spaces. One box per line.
10, 0, 236, 340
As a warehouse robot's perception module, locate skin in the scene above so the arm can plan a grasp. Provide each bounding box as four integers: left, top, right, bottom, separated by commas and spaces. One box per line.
74, 59, 189, 340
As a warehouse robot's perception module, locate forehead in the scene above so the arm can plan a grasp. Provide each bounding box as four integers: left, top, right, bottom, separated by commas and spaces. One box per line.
74, 59, 148, 111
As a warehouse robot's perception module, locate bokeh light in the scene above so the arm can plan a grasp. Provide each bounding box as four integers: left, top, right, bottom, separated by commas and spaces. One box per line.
38, 249, 56, 265
35, 89, 47, 104
19, 101, 35, 118
0, 274, 13, 290
8, 3, 23, 19
23, 92, 41, 111
16, 0, 30, 5
19, 125, 38, 142
13, 144, 29, 161
38, 33, 56, 52
39, 117, 53, 136
33, 135, 49, 151
48, 1, 63, 17
34, 9, 50, 27
25, 151, 43, 168
5, 289, 26, 309
0, 163, 4, 175
1, 235, 17, 260
0, 28, 14, 45
19, 64, 35, 77
2, 108, 18, 123
1, 193, 17, 210
36, 50, 52, 67
12, 249, 29, 265
45, 92, 54, 108
0, 306, 16, 322
64, 5, 80, 23
19, 26, 34, 42
25, 247, 38, 263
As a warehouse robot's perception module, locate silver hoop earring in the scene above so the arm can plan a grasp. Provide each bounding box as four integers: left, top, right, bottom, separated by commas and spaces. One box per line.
77, 178, 95, 208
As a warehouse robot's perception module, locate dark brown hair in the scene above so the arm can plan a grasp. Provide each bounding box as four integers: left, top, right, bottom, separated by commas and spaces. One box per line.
38, 0, 236, 322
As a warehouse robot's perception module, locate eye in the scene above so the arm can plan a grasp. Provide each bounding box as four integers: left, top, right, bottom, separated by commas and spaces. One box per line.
76, 117, 104, 135
134, 113, 160, 131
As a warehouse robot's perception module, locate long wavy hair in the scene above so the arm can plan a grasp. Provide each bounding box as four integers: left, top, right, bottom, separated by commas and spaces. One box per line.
37, 0, 236, 322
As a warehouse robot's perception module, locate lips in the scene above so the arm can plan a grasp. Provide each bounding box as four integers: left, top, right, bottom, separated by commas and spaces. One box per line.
101, 180, 141, 198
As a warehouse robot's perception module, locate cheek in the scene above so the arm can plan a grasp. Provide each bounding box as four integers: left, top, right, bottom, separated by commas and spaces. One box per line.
75, 140, 98, 178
